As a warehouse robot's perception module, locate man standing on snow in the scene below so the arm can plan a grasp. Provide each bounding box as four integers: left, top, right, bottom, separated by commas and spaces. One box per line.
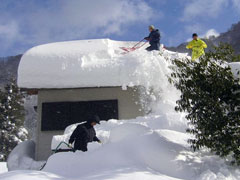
68, 115, 101, 152
144, 25, 161, 51
186, 33, 207, 61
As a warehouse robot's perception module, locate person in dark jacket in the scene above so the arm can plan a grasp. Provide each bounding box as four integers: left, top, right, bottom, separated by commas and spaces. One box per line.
144, 25, 161, 51
68, 115, 101, 152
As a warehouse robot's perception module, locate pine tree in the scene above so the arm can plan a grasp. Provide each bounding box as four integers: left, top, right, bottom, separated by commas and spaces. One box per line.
0, 78, 28, 161
170, 43, 240, 165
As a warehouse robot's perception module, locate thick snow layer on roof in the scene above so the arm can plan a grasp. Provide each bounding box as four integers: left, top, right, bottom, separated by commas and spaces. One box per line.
17, 39, 187, 89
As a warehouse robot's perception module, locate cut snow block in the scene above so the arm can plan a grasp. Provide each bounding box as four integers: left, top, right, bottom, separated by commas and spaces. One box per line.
7, 140, 45, 171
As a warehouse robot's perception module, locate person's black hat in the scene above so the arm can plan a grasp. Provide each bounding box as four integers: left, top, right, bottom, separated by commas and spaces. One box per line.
88, 115, 100, 124
192, 33, 198, 37
94, 115, 101, 124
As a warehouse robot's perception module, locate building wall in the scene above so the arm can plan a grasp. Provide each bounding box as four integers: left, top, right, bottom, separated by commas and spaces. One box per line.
36, 87, 144, 160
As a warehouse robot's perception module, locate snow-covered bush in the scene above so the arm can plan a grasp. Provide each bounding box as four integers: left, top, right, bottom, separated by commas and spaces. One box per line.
0, 78, 28, 161
170, 44, 240, 165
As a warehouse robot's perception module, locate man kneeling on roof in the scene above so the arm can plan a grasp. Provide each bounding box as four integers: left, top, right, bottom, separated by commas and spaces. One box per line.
69, 115, 101, 152
144, 25, 161, 51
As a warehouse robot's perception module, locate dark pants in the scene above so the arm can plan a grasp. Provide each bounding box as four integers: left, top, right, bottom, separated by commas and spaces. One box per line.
74, 140, 88, 152
146, 43, 160, 51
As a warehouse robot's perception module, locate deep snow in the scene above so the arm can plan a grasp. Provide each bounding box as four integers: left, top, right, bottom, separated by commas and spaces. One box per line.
48, 117, 240, 180
3, 39, 240, 180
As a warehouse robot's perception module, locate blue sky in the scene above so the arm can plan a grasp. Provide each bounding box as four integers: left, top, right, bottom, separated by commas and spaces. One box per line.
0, 0, 239, 57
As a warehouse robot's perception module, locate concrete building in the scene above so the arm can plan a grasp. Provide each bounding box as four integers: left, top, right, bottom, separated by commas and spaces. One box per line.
17, 39, 146, 160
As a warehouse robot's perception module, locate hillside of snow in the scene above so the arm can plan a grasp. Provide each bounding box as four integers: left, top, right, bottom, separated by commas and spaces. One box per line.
2, 39, 240, 180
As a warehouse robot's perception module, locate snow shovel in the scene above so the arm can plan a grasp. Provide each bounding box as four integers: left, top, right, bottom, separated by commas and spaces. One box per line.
120, 39, 148, 54
53, 141, 74, 153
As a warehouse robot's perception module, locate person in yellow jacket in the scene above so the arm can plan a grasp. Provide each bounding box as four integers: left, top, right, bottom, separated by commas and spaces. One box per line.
186, 33, 207, 61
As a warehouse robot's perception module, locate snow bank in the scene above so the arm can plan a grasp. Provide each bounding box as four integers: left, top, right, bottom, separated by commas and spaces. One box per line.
0, 169, 183, 180
46, 115, 240, 180
17, 39, 187, 89
7, 140, 45, 171
46, 122, 190, 179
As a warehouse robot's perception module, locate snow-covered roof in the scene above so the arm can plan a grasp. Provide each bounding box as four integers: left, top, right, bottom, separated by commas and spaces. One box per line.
17, 39, 186, 89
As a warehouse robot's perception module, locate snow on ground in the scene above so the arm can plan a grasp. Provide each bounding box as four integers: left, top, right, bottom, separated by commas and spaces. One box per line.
0, 162, 7, 174
0, 170, 64, 180
3, 39, 240, 180
47, 117, 240, 180
0, 169, 182, 180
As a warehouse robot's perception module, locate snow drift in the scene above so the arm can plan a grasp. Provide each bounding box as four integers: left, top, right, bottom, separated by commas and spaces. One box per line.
46, 116, 240, 180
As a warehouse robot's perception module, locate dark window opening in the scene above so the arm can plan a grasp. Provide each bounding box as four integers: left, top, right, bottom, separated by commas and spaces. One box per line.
41, 100, 118, 131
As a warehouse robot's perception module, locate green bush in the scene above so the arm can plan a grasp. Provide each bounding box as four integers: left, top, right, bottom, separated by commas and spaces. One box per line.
170, 44, 240, 165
